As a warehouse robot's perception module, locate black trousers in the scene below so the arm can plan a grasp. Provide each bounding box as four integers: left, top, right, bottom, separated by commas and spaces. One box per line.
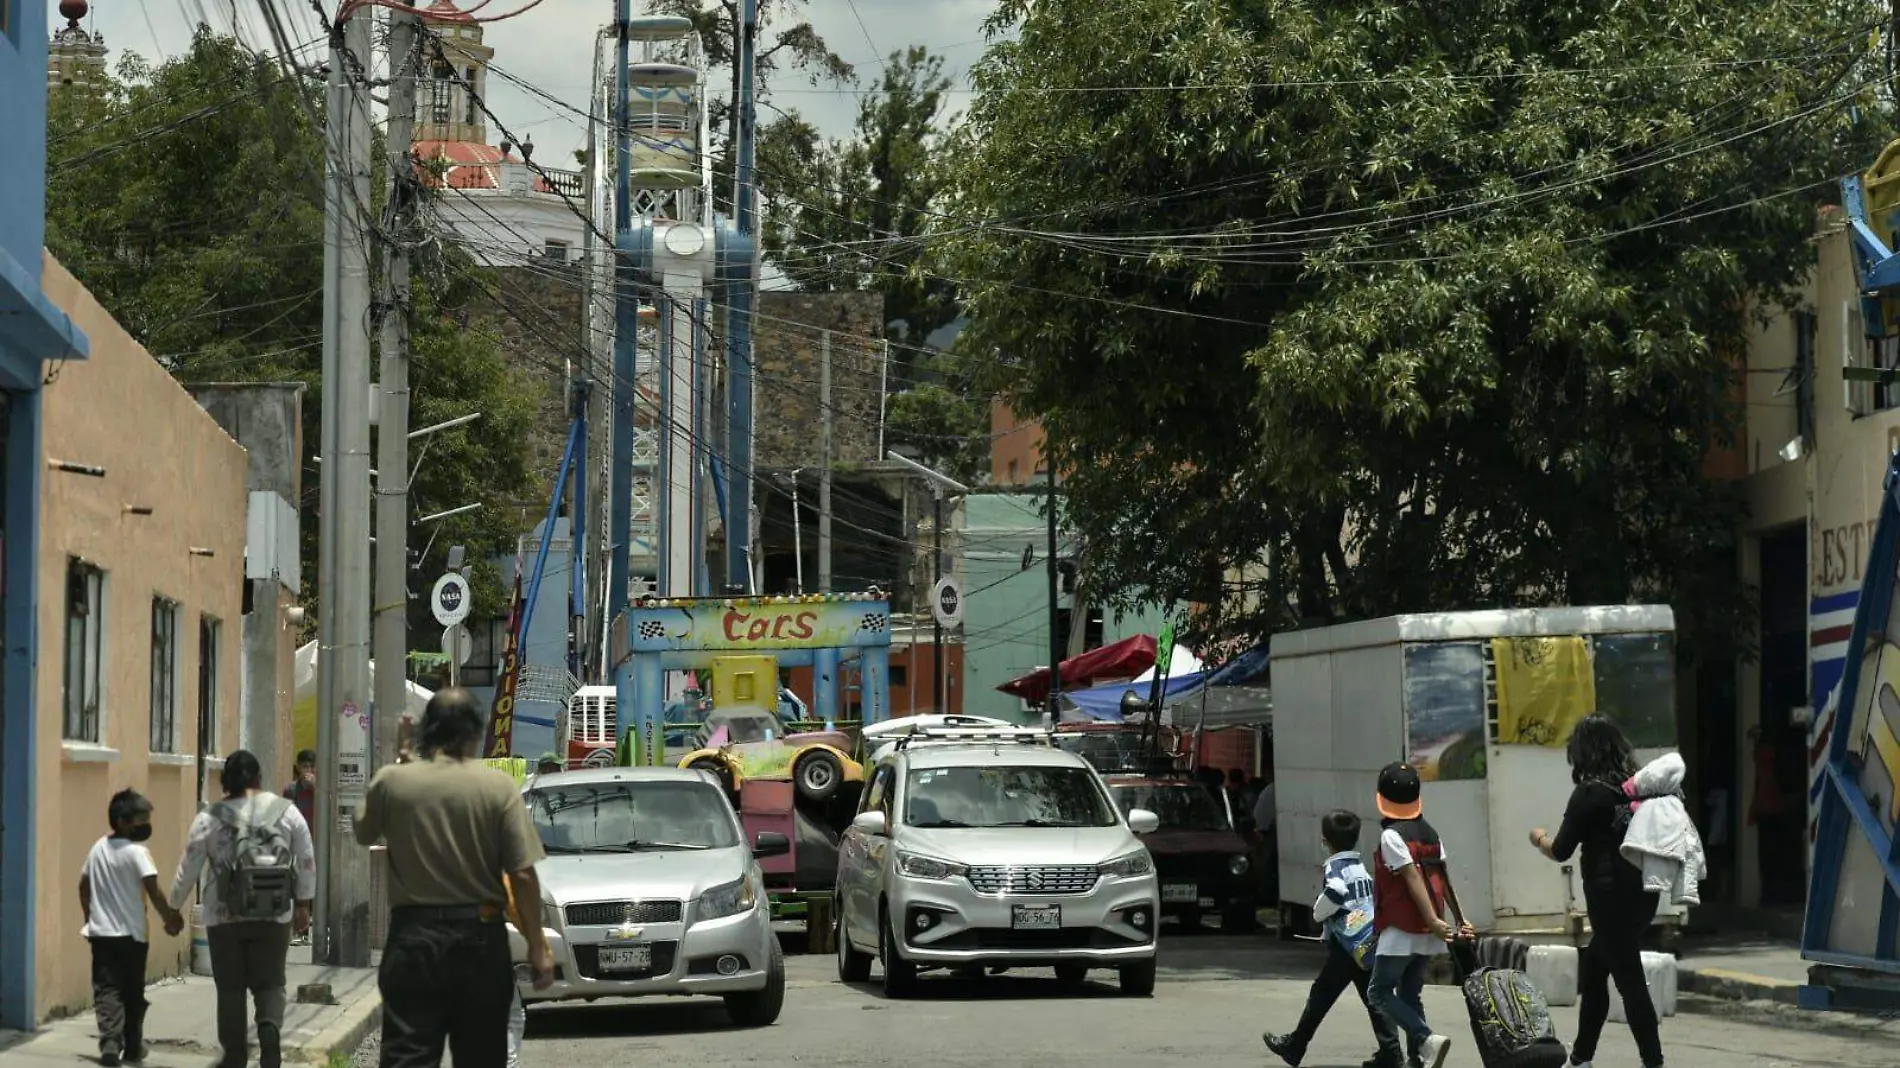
1284, 937, 1404, 1060
207, 921, 293, 1068
1572, 880, 1664, 1067
89, 936, 149, 1056
379, 914, 514, 1068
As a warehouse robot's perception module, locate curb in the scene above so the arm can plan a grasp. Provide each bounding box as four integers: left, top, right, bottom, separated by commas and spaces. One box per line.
1676, 992, 1900, 1039
1680, 966, 1801, 1006
290, 991, 382, 1064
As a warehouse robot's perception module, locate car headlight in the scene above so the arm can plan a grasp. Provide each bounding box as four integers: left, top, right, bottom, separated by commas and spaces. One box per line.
896, 851, 967, 880
1229, 854, 1251, 875
1099, 850, 1153, 878
696, 876, 757, 922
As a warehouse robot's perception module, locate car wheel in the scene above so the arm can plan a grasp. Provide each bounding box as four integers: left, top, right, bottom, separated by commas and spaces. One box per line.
686, 756, 737, 798
1117, 958, 1157, 997
795, 751, 844, 803
879, 905, 918, 998
723, 937, 785, 1027
836, 905, 872, 982
1054, 963, 1088, 986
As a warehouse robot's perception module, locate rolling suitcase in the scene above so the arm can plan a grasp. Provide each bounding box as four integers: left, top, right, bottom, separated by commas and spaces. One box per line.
1449, 908, 1569, 1068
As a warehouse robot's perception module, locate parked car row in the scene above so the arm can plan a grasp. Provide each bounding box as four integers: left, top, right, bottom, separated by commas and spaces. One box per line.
502, 721, 1254, 1027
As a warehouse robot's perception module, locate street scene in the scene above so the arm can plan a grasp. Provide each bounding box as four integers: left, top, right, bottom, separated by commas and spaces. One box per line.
6, 1, 1900, 1068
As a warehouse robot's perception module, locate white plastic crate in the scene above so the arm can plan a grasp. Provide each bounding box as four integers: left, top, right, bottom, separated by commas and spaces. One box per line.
1526, 944, 1579, 1007
1607, 950, 1678, 1020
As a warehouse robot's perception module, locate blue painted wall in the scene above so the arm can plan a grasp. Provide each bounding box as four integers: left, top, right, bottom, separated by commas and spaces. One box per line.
1, 0, 89, 1030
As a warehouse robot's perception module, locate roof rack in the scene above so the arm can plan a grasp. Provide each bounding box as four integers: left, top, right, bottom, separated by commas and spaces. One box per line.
891, 726, 1054, 750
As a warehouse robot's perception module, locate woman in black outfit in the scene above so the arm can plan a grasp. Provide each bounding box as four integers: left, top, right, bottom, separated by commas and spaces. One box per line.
1528, 714, 1665, 1068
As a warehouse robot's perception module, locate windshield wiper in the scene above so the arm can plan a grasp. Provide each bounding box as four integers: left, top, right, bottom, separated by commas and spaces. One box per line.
908, 819, 974, 828
543, 844, 599, 854
624, 841, 711, 851
992, 819, 1090, 828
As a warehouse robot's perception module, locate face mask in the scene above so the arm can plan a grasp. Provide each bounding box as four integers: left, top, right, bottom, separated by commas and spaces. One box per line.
124, 825, 153, 842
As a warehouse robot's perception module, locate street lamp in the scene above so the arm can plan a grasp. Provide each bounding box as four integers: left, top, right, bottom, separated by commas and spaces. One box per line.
887, 452, 969, 713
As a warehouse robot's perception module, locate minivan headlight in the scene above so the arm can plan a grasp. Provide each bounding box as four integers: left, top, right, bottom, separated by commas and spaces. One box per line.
1099, 850, 1153, 878
696, 876, 756, 922
1229, 854, 1251, 875
896, 851, 967, 880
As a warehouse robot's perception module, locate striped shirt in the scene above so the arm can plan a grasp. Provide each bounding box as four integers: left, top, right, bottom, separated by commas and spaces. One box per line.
1315, 849, 1377, 965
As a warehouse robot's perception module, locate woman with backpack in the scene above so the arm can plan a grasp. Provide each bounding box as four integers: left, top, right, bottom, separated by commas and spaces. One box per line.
1528, 715, 1667, 1068
170, 751, 317, 1068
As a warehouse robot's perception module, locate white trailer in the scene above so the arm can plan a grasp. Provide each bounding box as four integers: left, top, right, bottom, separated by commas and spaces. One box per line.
1269, 606, 1684, 943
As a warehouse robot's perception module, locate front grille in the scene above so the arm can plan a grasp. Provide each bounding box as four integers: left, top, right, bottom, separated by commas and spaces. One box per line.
564, 900, 683, 926
965, 865, 1100, 896
925, 926, 1147, 951
571, 940, 679, 980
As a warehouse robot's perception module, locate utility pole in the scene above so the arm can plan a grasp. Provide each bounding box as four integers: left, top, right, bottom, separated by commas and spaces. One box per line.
786, 470, 804, 593
315, 7, 374, 968
818, 329, 833, 592
373, 6, 418, 775
1045, 439, 1061, 725
933, 485, 943, 712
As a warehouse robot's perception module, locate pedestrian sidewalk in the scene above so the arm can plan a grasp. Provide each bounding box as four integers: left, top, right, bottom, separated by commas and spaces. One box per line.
0, 948, 380, 1068
1677, 935, 1810, 1005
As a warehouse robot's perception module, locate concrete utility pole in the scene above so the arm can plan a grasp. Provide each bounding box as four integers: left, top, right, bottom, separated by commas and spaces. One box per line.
1046, 441, 1061, 725
818, 329, 832, 592
886, 451, 966, 714
373, 6, 418, 776
785, 470, 804, 593
314, 8, 374, 969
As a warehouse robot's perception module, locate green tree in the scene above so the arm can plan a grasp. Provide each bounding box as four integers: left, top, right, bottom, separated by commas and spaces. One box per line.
760, 46, 958, 349
44, 27, 538, 623
939, 0, 1892, 654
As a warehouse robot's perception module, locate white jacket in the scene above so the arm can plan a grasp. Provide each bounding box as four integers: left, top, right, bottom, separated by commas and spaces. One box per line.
1618, 753, 1707, 906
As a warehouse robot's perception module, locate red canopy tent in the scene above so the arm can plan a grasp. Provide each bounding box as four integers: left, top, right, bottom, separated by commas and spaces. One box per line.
996, 633, 1158, 706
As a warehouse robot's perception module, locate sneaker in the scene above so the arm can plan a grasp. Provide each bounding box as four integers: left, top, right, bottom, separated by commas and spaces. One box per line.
1419, 1035, 1451, 1068
1362, 1052, 1405, 1068
1262, 1033, 1305, 1067
98, 1050, 120, 1067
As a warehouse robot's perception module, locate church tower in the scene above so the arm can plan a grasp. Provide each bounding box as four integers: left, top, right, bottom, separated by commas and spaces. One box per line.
47, 0, 108, 92
416, 0, 495, 146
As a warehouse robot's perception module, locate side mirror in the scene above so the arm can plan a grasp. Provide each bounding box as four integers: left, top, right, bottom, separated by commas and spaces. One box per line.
752, 831, 791, 858
1126, 808, 1161, 835
851, 810, 889, 837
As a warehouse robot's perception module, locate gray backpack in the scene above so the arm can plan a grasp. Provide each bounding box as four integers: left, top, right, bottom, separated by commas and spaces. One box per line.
214, 796, 295, 922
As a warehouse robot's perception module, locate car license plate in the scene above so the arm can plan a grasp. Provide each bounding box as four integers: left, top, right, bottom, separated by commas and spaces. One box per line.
1011, 905, 1061, 930
598, 945, 651, 972
1163, 883, 1198, 903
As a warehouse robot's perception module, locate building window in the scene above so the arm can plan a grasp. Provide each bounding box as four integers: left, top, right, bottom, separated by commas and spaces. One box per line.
198, 616, 221, 756
64, 560, 106, 742
544, 238, 570, 262
1844, 301, 1900, 417
429, 60, 454, 124
150, 597, 181, 753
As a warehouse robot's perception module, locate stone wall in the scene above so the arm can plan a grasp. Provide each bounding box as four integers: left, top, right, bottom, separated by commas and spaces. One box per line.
754, 291, 886, 470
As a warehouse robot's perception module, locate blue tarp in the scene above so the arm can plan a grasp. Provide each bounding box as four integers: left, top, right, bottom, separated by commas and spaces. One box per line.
1204, 645, 1268, 687
1062, 672, 1206, 722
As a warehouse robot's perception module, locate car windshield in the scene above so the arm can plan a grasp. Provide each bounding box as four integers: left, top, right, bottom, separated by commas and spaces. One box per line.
903, 765, 1118, 828
526, 780, 739, 852
708, 709, 780, 744
1110, 783, 1230, 831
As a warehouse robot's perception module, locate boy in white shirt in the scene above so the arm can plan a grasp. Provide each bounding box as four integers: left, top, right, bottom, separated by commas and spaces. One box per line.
1264, 809, 1404, 1068
80, 789, 185, 1066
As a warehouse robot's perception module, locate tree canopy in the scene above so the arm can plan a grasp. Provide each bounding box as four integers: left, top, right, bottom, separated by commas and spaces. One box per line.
938, 0, 1893, 654
44, 27, 539, 621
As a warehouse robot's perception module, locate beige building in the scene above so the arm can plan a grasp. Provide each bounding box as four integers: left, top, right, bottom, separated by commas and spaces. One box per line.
1733, 204, 1900, 917
31, 255, 248, 1021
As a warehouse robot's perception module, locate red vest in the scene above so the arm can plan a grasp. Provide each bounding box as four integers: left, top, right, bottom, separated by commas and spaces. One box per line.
1373, 818, 1448, 935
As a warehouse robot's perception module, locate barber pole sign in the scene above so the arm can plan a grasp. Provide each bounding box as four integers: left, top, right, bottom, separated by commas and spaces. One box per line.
1808, 589, 1856, 847
483, 565, 527, 759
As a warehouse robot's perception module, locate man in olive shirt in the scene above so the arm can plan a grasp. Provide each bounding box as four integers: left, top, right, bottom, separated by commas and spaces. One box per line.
355, 689, 554, 1068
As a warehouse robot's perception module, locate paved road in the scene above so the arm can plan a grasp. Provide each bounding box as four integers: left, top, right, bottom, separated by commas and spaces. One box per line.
514, 936, 1890, 1068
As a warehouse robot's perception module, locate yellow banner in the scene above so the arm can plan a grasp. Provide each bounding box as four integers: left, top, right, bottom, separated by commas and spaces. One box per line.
484, 757, 530, 785
1492, 636, 1595, 747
